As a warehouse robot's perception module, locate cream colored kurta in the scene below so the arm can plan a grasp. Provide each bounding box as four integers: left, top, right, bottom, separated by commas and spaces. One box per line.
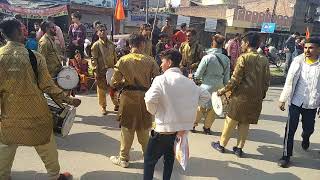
0, 41, 73, 145
111, 53, 160, 130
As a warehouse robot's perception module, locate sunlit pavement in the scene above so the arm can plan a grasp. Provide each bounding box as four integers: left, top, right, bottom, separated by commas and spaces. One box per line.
11, 86, 320, 180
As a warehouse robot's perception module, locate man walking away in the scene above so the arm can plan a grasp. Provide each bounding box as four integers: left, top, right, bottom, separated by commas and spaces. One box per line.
110, 34, 160, 168
213, 32, 270, 158
144, 49, 210, 180
278, 37, 320, 168
193, 34, 230, 135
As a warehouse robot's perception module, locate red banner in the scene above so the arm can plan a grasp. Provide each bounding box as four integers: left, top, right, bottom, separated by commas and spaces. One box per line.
0, 3, 68, 19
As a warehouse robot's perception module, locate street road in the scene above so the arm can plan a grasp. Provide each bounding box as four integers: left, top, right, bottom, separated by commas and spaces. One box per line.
10, 86, 320, 180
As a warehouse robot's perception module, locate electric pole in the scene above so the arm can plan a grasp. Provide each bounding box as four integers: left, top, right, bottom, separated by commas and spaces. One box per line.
146, 0, 149, 23
271, 0, 279, 23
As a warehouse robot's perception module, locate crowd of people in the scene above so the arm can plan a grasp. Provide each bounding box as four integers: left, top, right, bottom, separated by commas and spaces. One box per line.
0, 11, 320, 180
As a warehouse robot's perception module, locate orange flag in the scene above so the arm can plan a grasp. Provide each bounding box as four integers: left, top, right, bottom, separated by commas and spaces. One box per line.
115, 0, 125, 20
306, 27, 310, 39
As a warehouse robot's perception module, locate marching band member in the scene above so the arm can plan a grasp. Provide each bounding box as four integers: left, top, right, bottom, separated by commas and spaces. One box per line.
38, 21, 62, 78
140, 24, 153, 57
0, 18, 81, 180
179, 29, 205, 77
110, 34, 160, 168
91, 24, 119, 115
213, 32, 270, 157
192, 34, 230, 135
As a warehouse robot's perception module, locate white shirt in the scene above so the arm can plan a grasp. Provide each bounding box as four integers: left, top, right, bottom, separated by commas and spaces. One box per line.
279, 54, 320, 109
144, 67, 211, 132
291, 60, 320, 109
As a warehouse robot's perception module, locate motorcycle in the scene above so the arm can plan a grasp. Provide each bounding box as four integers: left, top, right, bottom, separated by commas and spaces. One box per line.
258, 46, 283, 67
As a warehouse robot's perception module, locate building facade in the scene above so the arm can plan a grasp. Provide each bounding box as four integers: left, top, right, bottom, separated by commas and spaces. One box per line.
129, 0, 166, 9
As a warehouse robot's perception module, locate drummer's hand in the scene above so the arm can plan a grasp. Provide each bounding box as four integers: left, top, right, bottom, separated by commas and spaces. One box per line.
225, 91, 232, 99
217, 89, 224, 96
190, 63, 197, 69
70, 98, 81, 107
279, 101, 286, 111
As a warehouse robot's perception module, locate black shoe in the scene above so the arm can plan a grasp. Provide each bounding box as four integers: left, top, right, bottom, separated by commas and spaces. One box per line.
203, 127, 212, 135
191, 126, 196, 133
58, 172, 73, 180
213, 141, 225, 153
114, 105, 119, 111
233, 147, 243, 158
301, 138, 310, 150
278, 156, 290, 168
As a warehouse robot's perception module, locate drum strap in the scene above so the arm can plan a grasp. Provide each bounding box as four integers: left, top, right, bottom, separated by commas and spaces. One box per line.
213, 54, 227, 76
27, 49, 38, 81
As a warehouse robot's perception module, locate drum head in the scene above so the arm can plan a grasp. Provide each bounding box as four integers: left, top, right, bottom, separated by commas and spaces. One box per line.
61, 106, 76, 137
211, 92, 224, 117
57, 67, 79, 90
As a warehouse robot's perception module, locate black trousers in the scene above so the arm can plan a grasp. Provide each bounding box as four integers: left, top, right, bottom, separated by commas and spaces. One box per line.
144, 130, 176, 180
283, 104, 317, 157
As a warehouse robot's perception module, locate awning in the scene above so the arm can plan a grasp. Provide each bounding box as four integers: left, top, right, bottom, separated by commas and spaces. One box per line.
2, 0, 69, 8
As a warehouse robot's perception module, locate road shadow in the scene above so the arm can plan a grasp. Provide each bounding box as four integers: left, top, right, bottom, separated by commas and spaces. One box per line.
80, 171, 160, 180
11, 171, 48, 180
172, 157, 300, 180
211, 128, 284, 146
259, 114, 288, 123
247, 128, 283, 145
246, 145, 320, 170
56, 132, 120, 157
75, 114, 120, 131
190, 129, 222, 137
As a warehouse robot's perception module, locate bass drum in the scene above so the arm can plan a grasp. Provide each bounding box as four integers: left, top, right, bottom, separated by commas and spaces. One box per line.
46, 97, 76, 137
56, 67, 79, 90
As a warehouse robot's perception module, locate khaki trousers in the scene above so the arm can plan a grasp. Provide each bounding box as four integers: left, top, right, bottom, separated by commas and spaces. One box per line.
96, 76, 118, 108
119, 127, 149, 161
194, 107, 216, 129
220, 116, 250, 149
0, 133, 60, 180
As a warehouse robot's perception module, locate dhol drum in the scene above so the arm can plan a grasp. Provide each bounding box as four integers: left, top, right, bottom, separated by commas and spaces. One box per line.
56, 67, 79, 90
211, 92, 229, 118
46, 97, 76, 137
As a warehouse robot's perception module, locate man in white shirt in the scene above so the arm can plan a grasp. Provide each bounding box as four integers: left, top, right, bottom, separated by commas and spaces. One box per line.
278, 37, 320, 168
144, 49, 211, 180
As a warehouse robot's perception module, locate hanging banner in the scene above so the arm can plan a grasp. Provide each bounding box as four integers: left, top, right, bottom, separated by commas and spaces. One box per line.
0, 3, 68, 19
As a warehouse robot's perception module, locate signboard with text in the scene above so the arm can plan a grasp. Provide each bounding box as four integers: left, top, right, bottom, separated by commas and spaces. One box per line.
261, 22, 276, 33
